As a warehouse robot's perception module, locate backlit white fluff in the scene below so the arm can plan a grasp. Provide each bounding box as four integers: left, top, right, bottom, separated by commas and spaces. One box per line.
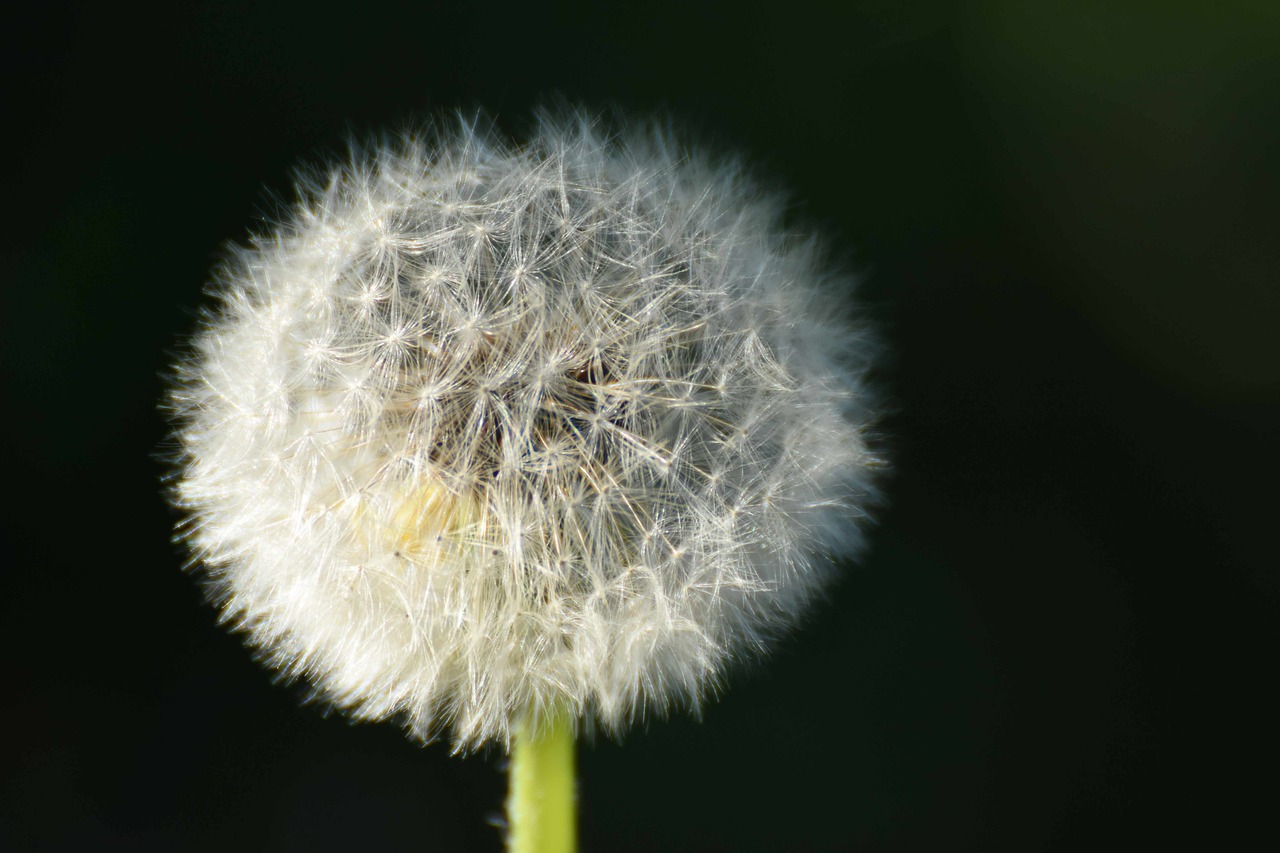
170, 111, 881, 751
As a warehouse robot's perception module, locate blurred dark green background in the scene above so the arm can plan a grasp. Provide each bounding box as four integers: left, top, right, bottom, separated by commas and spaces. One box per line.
3, 2, 1277, 850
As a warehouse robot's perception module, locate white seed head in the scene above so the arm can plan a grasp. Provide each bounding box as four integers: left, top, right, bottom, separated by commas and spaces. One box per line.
169, 110, 881, 751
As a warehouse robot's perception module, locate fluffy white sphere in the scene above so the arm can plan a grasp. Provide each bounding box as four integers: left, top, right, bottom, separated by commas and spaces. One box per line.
170, 111, 881, 750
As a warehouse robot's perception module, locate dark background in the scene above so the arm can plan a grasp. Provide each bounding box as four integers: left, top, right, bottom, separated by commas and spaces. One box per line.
3, 2, 1277, 850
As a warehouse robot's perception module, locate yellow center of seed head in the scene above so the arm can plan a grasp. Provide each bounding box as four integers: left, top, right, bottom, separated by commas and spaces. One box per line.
386, 477, 483, 559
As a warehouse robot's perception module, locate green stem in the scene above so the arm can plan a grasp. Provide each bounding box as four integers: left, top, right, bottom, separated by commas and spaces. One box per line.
507, 713, 577, 853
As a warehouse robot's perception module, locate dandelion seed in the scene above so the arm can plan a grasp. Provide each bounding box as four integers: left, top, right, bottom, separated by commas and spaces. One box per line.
168, 109, 882, 753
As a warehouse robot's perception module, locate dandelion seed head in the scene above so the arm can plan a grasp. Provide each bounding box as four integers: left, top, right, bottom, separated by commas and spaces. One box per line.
170, 110, 882, 751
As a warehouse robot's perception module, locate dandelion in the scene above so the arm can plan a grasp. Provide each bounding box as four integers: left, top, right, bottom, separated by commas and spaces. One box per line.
169, 109, 881, 849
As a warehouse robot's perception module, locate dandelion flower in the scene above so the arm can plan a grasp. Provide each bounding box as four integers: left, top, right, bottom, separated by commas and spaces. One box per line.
170, 110, 881, 753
